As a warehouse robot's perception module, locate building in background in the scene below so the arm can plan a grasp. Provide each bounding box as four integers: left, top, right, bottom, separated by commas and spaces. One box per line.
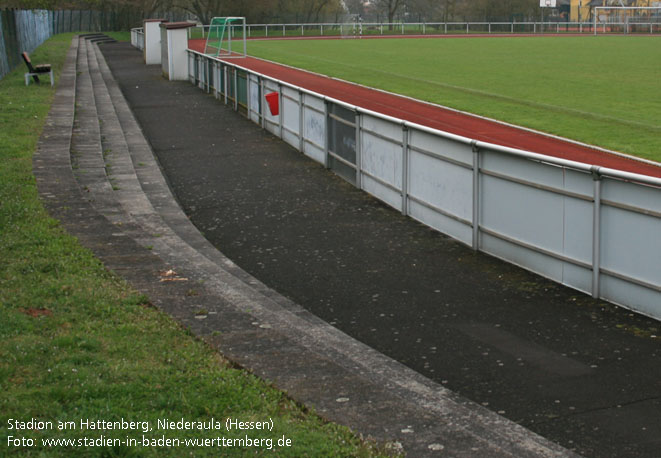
570, 0, 591, 21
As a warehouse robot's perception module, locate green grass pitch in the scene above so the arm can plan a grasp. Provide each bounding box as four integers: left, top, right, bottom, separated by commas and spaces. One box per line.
246, 36, 661, 163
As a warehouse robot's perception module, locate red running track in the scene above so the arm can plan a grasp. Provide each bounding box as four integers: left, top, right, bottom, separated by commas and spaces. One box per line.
189, 39, 661, 179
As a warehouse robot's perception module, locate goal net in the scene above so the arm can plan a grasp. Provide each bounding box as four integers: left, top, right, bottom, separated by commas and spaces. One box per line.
340, 14, 363, 39
594, 7, 661, 35
204, 17, 247, 57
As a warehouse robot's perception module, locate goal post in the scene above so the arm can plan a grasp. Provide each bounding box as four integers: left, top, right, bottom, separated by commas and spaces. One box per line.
204, 17, 247, 58
340, 14, 363, 39
593, 7, 661, 35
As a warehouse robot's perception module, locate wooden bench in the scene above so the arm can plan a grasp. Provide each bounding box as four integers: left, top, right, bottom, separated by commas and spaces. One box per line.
21, 52, 53, 87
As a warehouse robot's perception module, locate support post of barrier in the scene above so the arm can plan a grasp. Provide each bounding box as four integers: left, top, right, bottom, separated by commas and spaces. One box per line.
355, 112, 362, 189
324, 101, 330, 169
194, 55, 199, 85
402, 125, 409, 216
234, 68, 238, 111
206, 58, 210, 93
472, 141, 480, 250
187, 52, 191, 83
213, 61, 219, 99
224, 65, 228, 105
277, 84, 283, 137
200, 58, 204, 89
247, 72, 251, 119
200, 57, 204, 89
196, 56, 201, 89
260, 77, 266, 129
219, 62, 224, 99
299, 92, 305, 153
591, 167, 602, 299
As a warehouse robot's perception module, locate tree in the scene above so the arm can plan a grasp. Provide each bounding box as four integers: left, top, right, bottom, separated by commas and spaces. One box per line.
0, 0, 66, 7
450, 0, 539, 21
139, 0, 177, 16
176, 0, 225, 25
373, 0, 405, 24
344, 0, 365, 16
402, 0, 459, 22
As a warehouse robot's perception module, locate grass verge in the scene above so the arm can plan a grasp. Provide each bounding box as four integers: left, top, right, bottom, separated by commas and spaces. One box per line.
103, 31, 131, 42
247, 36, 661, 162
0, 33, 389, 457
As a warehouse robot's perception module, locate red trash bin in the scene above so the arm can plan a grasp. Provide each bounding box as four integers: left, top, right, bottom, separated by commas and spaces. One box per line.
265, 91, 279, 116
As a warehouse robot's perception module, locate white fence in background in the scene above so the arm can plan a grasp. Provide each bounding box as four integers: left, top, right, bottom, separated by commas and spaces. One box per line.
186, 20, 661, 39
184, 49, 661, 321
131, 27, 145, 50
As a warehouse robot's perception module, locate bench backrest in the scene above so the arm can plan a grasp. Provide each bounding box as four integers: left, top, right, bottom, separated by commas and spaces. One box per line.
21, 52, 35, 73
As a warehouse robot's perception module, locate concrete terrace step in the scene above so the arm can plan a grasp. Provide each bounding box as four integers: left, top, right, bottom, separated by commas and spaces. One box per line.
90, 41, 312, 319
34, 36, 577, 457
85, 37, 281, 314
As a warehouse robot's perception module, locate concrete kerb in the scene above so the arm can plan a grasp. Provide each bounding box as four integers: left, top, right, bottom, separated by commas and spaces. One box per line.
34, 36, 578, 457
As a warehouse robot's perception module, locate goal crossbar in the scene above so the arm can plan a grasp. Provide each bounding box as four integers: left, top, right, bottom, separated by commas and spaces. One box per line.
204, 16, 247, 58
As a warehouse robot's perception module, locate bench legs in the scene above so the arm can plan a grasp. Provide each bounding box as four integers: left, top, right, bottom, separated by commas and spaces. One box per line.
24, 71, 54, 87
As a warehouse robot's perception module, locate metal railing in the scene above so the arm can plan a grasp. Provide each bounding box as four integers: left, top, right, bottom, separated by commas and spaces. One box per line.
185, 20, 661, 40
185, 49, 661, 321
131, 27, 144, 50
